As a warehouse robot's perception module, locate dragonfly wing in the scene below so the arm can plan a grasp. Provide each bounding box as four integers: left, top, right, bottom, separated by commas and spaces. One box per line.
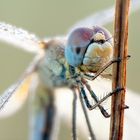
0, 56, 41, 117
0, 73, 35, 117
0, 22, 40, 53
69, 0, 140, 31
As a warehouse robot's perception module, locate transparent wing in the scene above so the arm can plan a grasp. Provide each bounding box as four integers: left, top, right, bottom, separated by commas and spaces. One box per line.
0, 55, 41, 116
69, 0, 140, 31
0, 74, 34, 117
0, 22, 40, 53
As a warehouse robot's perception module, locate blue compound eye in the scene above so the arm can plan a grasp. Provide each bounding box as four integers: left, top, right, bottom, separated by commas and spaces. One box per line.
65, 27, 93, 67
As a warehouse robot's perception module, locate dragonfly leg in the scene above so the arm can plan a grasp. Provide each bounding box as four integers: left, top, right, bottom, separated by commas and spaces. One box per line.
88, 87, 124, 110
79, 85, 108, 117
77, 87, 96, 140
71, 88, 77, 140
80, 86, 93, 109
81, 79, 110, 118
84, 55, 131, 81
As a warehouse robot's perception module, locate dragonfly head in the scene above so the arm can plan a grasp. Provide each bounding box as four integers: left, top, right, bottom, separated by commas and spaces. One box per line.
65, 26, 113, 73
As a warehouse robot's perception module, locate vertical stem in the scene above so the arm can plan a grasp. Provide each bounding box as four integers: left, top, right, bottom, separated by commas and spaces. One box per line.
109, 0, 130, 140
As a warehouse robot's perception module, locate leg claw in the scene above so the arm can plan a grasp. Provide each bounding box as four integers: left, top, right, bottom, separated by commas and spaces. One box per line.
122, 104, 129, 109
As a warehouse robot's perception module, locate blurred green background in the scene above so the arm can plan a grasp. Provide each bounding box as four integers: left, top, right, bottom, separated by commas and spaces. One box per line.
0, 0, 140, 140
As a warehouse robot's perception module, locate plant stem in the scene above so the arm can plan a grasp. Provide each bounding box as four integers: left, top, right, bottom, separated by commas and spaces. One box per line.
109, 0, 130, 140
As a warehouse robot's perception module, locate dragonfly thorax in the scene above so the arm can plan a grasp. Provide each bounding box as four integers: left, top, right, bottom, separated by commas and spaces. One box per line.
37, 39, 79, 88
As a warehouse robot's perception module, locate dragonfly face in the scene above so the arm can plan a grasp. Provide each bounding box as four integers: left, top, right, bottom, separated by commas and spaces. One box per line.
37, 26, 113, 89
65, 26, 113, 73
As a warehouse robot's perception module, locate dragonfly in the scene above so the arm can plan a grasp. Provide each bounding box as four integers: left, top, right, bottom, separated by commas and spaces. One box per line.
0, 25, 115, 139
0, 1, 139, 140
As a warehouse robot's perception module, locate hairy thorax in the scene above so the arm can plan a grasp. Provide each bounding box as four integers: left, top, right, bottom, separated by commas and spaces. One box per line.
37, 39, 69, 88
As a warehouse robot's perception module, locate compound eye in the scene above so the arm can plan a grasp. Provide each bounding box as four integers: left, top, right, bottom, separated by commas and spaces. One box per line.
75, 47, 81, 54
65, 27, 93, 66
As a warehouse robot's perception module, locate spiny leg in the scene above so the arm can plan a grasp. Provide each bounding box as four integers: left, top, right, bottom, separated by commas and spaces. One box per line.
70, 66, 95, 139
79, 85, 93, 109
81, 79, 110, 118
77, 86, 96, 140
79, 82, 105, 113
84, 56, 130, 81
71, 88, 77, 140
88, 87, 124, 110
80, 80, 126, 113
